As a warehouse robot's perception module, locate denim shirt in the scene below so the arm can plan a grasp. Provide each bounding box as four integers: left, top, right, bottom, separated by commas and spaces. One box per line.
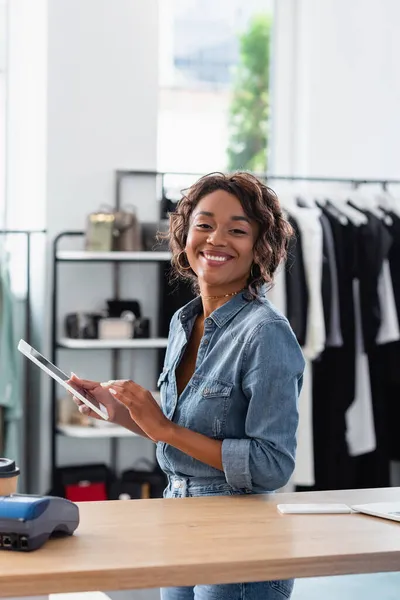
156, 291, 305, 495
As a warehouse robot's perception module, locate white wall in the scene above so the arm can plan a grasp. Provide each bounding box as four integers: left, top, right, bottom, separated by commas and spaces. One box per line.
6, 0, 47, 230
37, 0, 160, 495
270, 0, 400, 180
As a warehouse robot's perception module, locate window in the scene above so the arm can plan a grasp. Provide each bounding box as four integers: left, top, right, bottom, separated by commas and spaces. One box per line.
158, 0, 273, 178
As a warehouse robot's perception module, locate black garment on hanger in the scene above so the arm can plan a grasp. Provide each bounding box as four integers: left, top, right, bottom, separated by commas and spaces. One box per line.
310, 214, 357, 490
320, 214, 333, 340
350, 212, 392, 488
388, 212, 400, 320
353, 211, 392, 351
285, 216, 308, 347
385, 213, 400, 460
157, 263, 196, 373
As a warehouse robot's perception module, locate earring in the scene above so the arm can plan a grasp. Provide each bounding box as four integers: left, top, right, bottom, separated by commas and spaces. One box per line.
176, 251, 192, 272
250, 263, 258, 279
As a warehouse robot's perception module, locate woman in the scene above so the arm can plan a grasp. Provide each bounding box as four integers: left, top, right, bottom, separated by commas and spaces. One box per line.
69, 172, 305, 600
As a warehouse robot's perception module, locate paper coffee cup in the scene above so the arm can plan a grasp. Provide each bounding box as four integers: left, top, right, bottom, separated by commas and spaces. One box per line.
0, 458, 20, 495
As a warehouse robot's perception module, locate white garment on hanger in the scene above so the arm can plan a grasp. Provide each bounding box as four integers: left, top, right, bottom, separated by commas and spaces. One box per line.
345, 280, 376, 457
292, 360, 315, 486
289, 206, 326, 360
376, 260, 400, 345
282, 204, 323, 489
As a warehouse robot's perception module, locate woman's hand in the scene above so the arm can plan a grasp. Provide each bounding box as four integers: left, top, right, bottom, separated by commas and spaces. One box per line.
67, 373, 122, 422
101, 379, 171, 442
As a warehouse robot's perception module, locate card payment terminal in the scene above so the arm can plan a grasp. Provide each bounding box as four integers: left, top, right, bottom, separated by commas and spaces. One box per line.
0, 494, 79, 551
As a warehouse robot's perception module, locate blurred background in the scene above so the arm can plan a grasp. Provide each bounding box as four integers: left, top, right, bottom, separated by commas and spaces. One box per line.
2, 2, 400, 598
0, 0, 400, 518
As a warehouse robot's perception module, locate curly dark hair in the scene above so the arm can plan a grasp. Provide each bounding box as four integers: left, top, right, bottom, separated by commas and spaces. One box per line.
164, 171, 293, 295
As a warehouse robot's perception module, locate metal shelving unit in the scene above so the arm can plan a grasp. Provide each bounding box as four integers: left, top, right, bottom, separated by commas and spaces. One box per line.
50, 230, 171, 490
57, 337, 169, 350
57, 424, 139, 439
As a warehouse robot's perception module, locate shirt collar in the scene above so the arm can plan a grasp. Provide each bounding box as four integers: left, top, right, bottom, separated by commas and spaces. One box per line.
179, 291, 252, 328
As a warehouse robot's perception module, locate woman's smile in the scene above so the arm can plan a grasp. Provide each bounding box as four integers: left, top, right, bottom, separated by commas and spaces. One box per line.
199, 250, 235, 267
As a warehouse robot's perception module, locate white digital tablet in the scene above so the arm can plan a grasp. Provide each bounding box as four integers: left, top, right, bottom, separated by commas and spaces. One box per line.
18, 339, 109, 420
351, 502, 400, 523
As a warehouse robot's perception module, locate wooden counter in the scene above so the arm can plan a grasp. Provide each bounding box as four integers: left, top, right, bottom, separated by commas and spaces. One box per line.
2, 487, 400, 597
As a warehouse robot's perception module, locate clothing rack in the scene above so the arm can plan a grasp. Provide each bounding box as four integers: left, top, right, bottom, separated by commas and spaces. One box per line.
0, 229, 46, 492
114, 170, 400, 208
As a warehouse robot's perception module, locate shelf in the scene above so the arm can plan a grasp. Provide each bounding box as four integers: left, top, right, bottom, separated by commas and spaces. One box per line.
57, 338, 168, 349
57, 424, 138, 438
56, 250, 171, 262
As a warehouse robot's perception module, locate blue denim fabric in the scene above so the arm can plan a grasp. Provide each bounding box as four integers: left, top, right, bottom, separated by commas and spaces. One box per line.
156, 291, 305, 495
157, 292, 303, 600
160, 580, 294, 600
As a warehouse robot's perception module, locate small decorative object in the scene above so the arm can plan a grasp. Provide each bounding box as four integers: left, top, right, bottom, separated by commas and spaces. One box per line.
85, 208, 115, 251
98, 317, 134, 340
107, 299, 141, 320
64, 312, 103, 339
113, 206, 142, 251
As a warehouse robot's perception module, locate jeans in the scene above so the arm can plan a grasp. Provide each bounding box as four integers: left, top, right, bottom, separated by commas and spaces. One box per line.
160, 478, 294, 600
160, 580, 294, 599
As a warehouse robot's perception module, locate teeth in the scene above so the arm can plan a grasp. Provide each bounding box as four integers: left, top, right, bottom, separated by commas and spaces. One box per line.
203, 253, 229, 262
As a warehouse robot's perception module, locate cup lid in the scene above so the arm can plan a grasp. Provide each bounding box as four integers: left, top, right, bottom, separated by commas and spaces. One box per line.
0, 458, 20, 478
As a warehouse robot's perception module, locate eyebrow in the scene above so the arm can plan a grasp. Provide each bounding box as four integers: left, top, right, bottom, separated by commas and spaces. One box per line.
195, 211, 251, 224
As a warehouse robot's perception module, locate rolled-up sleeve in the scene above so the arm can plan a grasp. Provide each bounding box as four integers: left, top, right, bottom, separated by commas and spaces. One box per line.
221, 318, 305, 492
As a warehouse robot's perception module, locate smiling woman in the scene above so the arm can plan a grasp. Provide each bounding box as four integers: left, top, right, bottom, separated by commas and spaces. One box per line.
69, 171, 305, 600
168, 171, 292, 297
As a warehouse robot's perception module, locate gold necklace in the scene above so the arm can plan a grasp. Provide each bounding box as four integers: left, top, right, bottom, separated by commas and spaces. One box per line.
201, 289, 243, 300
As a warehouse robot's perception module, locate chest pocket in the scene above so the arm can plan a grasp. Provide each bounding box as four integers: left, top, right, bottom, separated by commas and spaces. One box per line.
157, 368, 169, 413
188, 375, 233, 439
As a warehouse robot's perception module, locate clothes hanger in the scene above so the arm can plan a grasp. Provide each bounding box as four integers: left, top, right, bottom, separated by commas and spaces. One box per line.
315, 197, 348, 225
375, 185, 400, 218
348, 190, 393, 225
347, 190, 388, 220
322, 192, 368, 226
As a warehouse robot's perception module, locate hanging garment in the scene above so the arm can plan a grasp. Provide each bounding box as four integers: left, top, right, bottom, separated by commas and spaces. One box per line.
157, 262, 196, 374
285, 216, 308, 346
350, 213, 392, 488
376, 260, 400, 344
319, 214, 343, 347
383, 214, 400, 461
320, 215, 333, 340
345, 279, 376, 457
388, 212, 400, 320
289, 206, 325, 360
355, 212, 392, 350
286, 208, 324, 489
292, 360, 314, 486
309, 214, 357, 491
380, 341, 400, 462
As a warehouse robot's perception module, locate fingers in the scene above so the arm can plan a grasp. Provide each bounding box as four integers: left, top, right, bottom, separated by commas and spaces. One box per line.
71, 395, 95, 417
100, 380, 135, 404
101, 379, 142, 393
69, 373, 99, 390
72, 394, 85, 409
